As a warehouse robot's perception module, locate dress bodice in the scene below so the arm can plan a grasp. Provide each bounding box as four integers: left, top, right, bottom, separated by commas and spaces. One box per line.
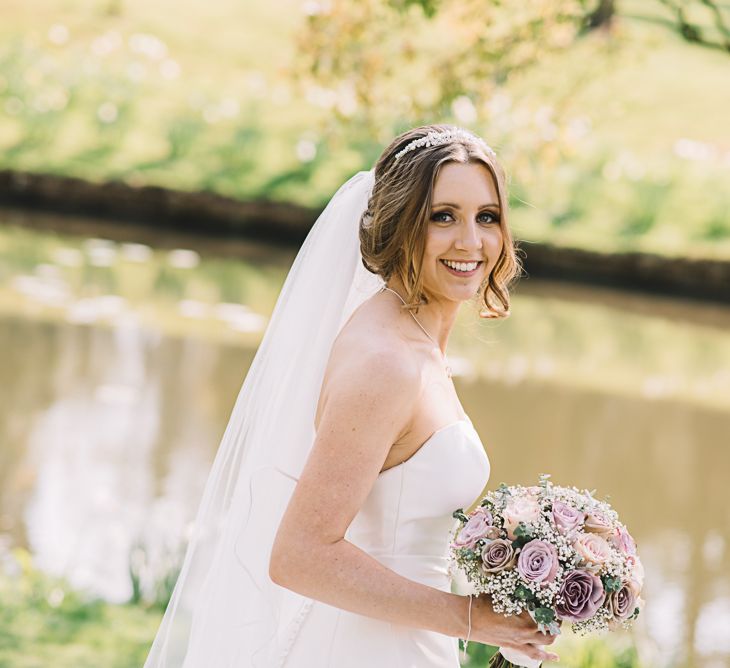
345, 417, 490, 591
276, 418, 490, 667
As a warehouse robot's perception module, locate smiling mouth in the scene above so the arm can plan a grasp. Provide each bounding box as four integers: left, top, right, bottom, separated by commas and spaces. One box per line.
439, 259, 483, 274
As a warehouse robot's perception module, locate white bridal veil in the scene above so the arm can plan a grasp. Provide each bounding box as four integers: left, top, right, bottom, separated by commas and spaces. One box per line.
144, 169, 383, 667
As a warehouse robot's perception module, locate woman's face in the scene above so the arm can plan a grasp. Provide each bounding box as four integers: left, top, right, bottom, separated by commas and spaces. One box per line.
421, 160, 504, 304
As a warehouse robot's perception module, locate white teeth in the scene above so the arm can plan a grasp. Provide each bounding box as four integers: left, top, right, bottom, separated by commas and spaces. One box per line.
442, 260, 479, 272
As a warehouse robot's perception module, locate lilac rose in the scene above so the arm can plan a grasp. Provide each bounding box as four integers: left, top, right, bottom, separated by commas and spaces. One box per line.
481, 539, 517, 573
517, 539, 559, 584
454, 508, 494, 550
552, 500, 585, 535
555, 569, 606, 622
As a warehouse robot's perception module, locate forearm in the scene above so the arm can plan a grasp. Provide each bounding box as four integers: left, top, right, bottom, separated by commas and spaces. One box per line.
270, 538, 469, 638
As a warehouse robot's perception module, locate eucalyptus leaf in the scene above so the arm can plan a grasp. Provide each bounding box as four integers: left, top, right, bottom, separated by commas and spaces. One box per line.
534, 607, 555, 624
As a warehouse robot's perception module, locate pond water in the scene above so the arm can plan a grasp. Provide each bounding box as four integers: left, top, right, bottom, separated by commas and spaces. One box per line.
0, 208, 728, 667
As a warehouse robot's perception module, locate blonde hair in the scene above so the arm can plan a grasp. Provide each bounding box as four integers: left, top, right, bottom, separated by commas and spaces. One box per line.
359, 123, 522, 318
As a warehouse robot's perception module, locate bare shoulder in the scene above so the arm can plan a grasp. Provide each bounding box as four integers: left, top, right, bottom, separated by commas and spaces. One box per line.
271, 297, 424, 565
316, 297, 422, 431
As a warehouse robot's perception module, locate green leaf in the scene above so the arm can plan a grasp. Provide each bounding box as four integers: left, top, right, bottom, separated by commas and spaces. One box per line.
513, 523, 533, 539
601, 575, 622, 593
452, 509, 468, 523
534, 607, 556, 624
515, 584, 534, 601
512, 523, 536, 549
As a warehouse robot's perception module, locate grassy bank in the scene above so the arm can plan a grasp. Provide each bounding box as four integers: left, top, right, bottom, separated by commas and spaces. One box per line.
1, 547, 643, 667
0, 549, 163, 668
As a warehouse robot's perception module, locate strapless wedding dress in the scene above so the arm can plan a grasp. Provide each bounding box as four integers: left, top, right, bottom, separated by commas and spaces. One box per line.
280, 416, 491, 667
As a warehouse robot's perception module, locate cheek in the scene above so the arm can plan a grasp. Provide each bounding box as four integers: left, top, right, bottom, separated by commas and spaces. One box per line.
486, 227, 504, 251
424, 228, 450, 260
483, 229, 504, 267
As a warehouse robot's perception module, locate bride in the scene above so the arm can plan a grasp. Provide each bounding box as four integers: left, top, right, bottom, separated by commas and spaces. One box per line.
144, 124, 559, 667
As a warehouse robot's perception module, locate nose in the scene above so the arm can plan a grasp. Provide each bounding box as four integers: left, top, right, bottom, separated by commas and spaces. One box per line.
454, 218, 483, 252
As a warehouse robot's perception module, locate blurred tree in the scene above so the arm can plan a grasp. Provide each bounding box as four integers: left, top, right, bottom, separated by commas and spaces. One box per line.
293, 0, 594, 136
583, 0, 616, 29
294, 0, 728, 143
655, 0, 730, 51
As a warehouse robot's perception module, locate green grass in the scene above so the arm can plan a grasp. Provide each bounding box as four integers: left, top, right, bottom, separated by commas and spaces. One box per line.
1, 548, 643, 668
0, 0, 728, 259
462, 635, 643, 668
0, 549, 162, 668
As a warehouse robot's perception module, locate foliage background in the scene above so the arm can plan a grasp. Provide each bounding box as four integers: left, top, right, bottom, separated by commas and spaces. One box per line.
1, 0, 729, 258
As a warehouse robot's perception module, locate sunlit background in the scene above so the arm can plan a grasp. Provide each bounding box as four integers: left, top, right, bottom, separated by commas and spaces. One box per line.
1, 1, 729, 667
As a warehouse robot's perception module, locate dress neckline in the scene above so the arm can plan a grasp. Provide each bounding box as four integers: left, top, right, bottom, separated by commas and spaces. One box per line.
378, 418, 475, 476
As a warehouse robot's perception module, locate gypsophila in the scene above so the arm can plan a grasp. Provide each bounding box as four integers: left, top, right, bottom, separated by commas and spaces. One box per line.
450, 474, 644, 666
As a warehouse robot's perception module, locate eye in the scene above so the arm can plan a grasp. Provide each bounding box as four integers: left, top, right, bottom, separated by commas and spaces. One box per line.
478, 211, 500, 224
430, 211, 453, 223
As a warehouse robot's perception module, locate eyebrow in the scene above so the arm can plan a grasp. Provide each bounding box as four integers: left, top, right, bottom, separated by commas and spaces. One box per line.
432, 201, 500, 209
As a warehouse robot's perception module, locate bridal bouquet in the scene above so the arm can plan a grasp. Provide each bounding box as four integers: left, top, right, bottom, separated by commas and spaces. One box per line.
449, 475, 644, 668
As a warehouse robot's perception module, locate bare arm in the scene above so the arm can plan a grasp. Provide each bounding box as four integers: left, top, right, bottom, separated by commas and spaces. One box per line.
269, 347, 558, 661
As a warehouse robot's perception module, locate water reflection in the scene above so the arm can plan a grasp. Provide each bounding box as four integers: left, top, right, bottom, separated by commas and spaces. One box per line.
0, 217, 728, 666
466, 380, 730, 667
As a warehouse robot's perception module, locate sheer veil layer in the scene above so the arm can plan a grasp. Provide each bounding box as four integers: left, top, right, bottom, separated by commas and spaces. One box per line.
144, 169, 383, 667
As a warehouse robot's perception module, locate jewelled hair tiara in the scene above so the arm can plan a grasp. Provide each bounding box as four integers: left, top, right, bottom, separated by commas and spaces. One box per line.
394, 128, 496, 162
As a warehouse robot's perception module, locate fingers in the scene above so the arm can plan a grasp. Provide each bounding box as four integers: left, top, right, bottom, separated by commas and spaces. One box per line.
503, 643, 559, 663
526, 644, 560, 663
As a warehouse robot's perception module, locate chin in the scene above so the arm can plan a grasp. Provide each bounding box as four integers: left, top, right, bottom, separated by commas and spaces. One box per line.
432, 284, 477, 303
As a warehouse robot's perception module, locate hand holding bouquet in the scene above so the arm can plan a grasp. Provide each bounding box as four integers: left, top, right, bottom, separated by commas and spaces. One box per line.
450, 475, 644, 667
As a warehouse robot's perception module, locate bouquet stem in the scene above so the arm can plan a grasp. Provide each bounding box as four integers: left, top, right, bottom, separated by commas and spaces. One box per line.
488, 647, 542, 668
488, 652, 514, 668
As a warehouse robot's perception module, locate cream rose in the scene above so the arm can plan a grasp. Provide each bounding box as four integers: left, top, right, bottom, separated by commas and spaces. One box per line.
502, 497, 541, 540
584, 511, 614, 538
605, 579, 641, 629
572, 532, 612, 566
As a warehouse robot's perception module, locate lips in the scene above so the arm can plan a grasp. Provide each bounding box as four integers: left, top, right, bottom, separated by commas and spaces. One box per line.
440, 259, 483, 277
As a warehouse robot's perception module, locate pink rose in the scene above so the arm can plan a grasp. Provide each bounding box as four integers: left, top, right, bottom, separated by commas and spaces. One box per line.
502, 497, 541, 540
454, 508, 494, 550
626, 554, 645, 588
584, 511, 614, 538
573, 533, 612, 566
609, 526, 637, 556
552, 500, 585, 535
